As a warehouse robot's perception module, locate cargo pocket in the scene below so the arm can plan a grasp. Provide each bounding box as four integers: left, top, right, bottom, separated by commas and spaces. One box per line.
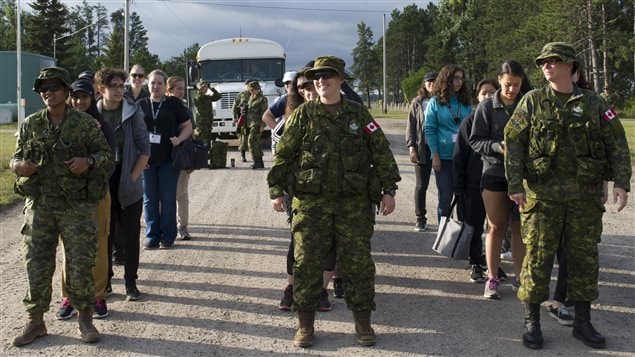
294, 169, 322, 194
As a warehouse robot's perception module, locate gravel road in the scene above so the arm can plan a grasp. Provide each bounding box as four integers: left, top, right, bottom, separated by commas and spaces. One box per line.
1, 119, 633, 356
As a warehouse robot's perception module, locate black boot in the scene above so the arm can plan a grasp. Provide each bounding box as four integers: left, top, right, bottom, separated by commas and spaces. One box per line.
241, 150, 247, 162
522, 302, 543, 349
572, 301, 606, 348
251, 157, 264, 169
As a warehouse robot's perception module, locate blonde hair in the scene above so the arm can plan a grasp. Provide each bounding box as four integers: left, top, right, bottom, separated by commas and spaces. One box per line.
167, 76, 185, 90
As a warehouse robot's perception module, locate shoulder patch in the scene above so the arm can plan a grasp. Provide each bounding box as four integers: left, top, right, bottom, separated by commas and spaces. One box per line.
602, 106, 617, 122
364, 119, 381, 134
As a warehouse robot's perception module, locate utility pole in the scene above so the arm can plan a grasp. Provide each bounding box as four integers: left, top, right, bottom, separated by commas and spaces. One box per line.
16, 0, 23, 126
382, 13, 387, 114
124, 0, 130, 72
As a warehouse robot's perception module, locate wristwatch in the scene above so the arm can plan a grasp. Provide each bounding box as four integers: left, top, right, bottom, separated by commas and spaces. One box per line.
383, 188, 396, 197
87, 156, 95, 168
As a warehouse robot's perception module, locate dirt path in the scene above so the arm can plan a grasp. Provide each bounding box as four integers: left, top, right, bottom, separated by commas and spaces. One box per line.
1, 119, 634, 356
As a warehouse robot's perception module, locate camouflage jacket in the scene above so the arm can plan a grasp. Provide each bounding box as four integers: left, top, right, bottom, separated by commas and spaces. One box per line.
246, 93, 268, 128
504, 85, 631, 200
194, 88, 221, 124
267, 98, 401, 204
11, 106, 114, 204
231, 90, 251, 119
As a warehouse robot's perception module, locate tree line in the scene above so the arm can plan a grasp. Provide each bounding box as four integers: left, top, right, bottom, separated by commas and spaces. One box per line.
351, 0, 635, 110
0, 0, 197, 81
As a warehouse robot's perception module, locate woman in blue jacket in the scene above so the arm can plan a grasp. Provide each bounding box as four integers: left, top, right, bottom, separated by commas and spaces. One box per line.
424, 64, 472, 221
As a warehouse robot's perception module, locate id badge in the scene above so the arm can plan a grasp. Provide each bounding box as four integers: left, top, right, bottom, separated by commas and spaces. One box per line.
452, 133, 458, 143
149, 132, 162, 144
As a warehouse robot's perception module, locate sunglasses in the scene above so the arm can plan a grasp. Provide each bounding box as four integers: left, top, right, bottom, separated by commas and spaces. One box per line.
299, 83, 315, 90
131, 73, 145, 79
312, 71, 337, 80
38, 84, 65, 93
540, 58, 563, 66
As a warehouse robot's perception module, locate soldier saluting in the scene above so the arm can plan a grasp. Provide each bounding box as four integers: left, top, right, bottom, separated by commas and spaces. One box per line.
10, 67, 113, 346
504, 42, 631, 350
267, 56, 401, 348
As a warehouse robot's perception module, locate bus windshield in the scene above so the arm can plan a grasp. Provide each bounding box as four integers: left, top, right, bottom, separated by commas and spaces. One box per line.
200, 58, 284, 83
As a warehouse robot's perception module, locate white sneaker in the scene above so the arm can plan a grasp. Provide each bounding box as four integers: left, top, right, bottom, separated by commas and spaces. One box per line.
500, 251, 513, 261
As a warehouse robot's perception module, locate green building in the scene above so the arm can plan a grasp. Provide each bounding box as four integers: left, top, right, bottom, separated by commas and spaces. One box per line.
0, 51, 55, 123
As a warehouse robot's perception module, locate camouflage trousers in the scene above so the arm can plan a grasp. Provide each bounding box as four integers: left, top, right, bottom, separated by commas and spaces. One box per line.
196, 118, 214, 155
292, 196, 376, 311
247, 125, 262, 159
21, 197, 98, 313
238, 126, 249, 151
517, 197, 603, 303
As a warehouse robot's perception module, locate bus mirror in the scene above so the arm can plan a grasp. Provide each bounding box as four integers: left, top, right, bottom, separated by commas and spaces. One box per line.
274, 77, 284, 88
188, 62, 199, 83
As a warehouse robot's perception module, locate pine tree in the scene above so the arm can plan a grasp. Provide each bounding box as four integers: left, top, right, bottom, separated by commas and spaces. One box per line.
23, 0, 68, 59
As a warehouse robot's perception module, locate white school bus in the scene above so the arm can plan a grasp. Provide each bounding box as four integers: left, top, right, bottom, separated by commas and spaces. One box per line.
188, 38, 286, 137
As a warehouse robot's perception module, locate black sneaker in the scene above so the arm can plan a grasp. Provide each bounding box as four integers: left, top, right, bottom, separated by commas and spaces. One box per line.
469, 265, 486, 283
497, 267, 508, 282
319, 289, 332, 312
279, 284, 293, 310
125, 283, 141, 301
93, 299, 109, 319
512, 277, 521, 292
548, 304, 574, 326
55, 297, 77, 320
333, 278, 344, 298
414, 218, 427, 232
143, 240, 159, 250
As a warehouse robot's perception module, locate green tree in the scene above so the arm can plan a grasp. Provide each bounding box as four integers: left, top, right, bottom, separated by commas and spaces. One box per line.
23, 0, 69, 59
162, 43, 199, 78
131, 46, 160, 73
351, 22, 379, 108
101, 10, 124, 68
0, 0, 18, 51
129, 12, 148, 59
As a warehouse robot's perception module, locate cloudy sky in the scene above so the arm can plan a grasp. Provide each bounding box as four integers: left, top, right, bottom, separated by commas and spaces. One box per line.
84, 0, 436, 72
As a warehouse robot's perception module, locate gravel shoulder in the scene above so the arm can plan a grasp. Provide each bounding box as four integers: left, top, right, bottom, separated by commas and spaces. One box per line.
0, 119, 634, 356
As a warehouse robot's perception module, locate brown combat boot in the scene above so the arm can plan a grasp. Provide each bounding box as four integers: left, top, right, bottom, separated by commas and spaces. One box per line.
294, 309, 315, 348
78, 307, 100, 343
353, 311, 376, 346
13, 312, 47, 347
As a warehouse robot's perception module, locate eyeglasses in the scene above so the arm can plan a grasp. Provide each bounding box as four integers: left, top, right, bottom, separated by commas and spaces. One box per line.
38, 84, 64, 93
107, 83, 125, 90
131, 73, 145, 79
312, 72, 337, 80
284, 81, 292, 86
540, 58, 563, 66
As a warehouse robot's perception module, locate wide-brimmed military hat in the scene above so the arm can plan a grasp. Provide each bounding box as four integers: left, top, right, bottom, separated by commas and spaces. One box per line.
71, 79, 95, 97
33, 66, 72, 93
248, 81, 261, 90
305, 56, 353, 80
535, 42, 578, 67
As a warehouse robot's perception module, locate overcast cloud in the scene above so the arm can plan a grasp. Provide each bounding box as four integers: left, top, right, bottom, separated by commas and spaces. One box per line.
87, 0, 436, 72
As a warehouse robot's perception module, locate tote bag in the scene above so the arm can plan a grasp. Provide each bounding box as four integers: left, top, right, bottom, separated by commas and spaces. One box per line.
172, 139, 209, 170
432, 197, 473, 260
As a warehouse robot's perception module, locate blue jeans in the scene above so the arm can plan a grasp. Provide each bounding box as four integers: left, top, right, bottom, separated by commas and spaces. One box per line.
142, 160, 180, 246
434, 159, 454, 222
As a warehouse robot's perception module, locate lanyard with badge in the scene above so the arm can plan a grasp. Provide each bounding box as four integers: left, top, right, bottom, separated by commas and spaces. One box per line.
149, 97, 164, 144
447, 102, 461, 143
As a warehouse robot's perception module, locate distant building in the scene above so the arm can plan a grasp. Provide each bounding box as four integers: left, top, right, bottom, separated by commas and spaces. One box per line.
0, 51, 56, 122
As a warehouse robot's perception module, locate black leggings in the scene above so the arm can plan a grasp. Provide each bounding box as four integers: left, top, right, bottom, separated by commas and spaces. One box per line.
553, 237, 569, 303
286, 233, 336, 276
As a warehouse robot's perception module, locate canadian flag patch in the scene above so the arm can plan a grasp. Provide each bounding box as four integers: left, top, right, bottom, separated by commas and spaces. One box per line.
364, 119, 381, 134
602, 106, 617, 122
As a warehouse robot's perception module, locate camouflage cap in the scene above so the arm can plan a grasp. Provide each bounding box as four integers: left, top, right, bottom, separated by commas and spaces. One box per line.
535, 42, 578, 67
33, 66, 72, 93
248, 81, 261, 90
196, 80, 209, 90
305, 56, 353, 80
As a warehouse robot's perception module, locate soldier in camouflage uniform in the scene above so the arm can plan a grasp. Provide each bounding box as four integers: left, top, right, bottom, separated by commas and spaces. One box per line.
267, 56, 401, 348
232, 79, 255, 162
193, 80, 221, 156
504, 43, 631, 350
10, 67, 114, 346
246, 81, 268, 169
